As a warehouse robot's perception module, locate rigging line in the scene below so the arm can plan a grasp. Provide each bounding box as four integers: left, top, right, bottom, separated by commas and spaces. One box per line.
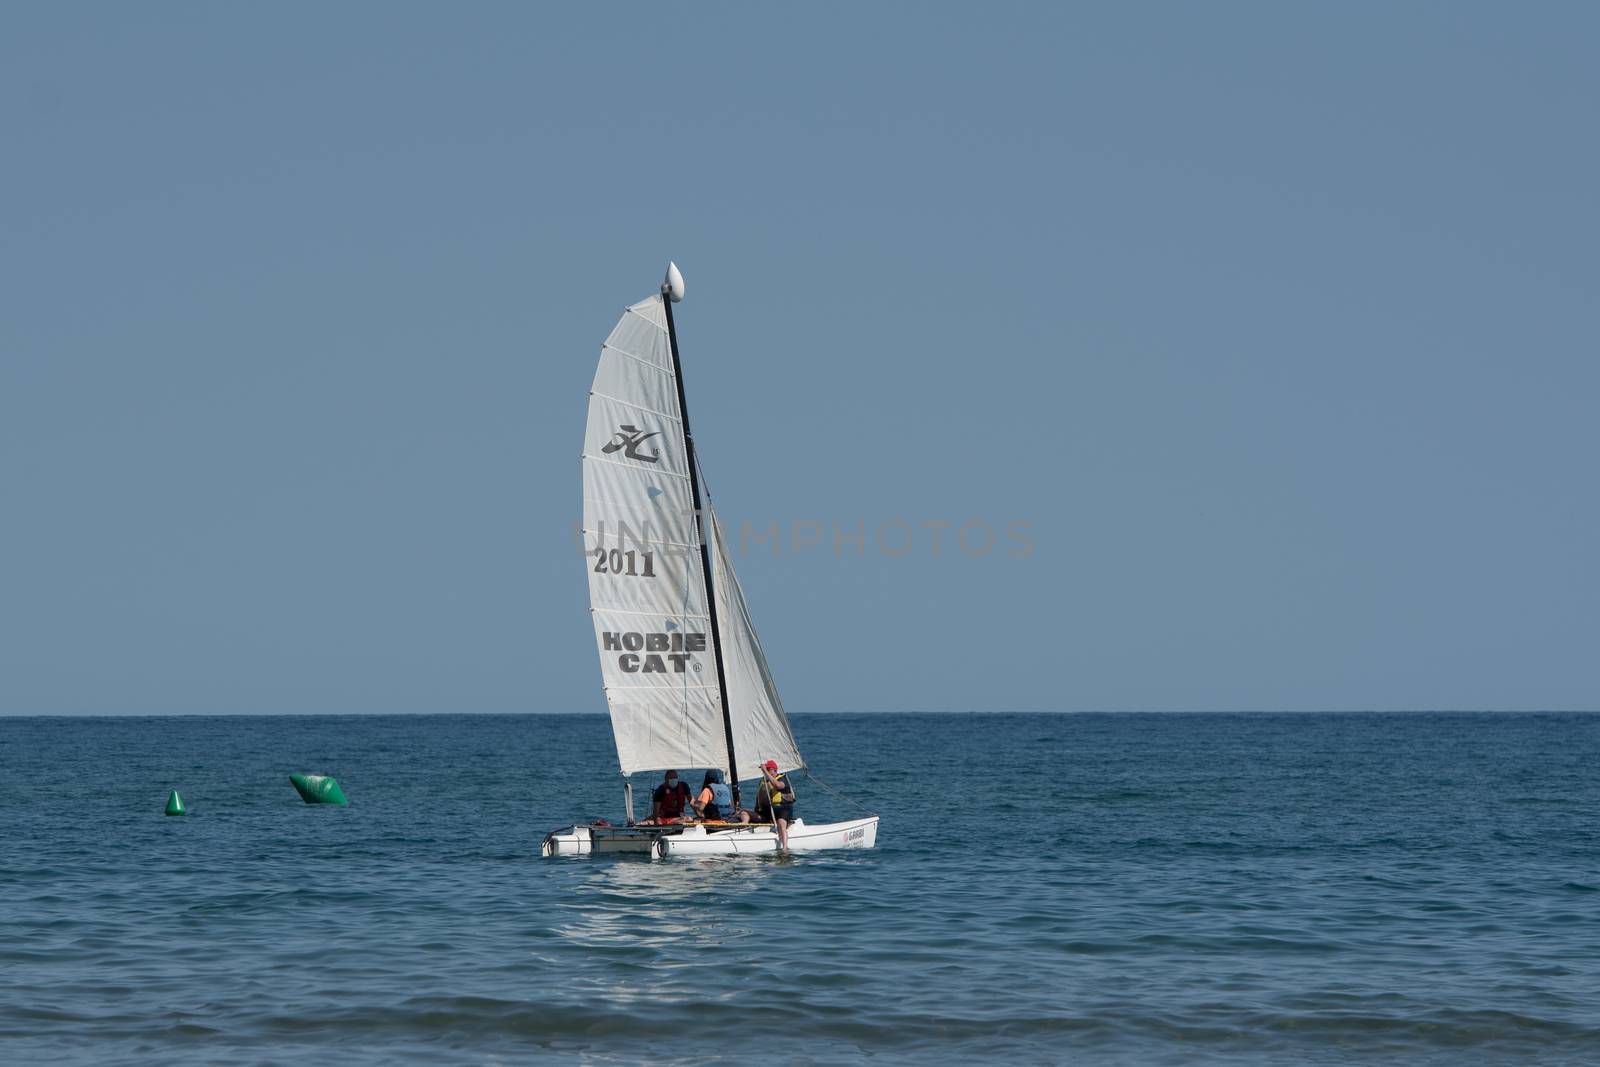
800, 767, 877, 817
692, 450, 715, 507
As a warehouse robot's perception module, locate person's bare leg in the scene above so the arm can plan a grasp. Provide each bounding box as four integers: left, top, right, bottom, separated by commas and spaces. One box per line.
776, 817, 789, 852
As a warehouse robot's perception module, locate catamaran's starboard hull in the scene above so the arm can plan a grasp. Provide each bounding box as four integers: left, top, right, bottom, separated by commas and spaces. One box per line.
540, 817, 878, 858
655, 816, 877, 857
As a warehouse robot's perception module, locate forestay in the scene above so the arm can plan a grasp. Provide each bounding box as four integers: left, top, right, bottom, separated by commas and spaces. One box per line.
582, 293, 803, 779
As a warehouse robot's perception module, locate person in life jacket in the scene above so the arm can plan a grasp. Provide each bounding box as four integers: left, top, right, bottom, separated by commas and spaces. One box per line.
645, 770, 691, 824
756, 760, 797, 852
692, 768, 750, 824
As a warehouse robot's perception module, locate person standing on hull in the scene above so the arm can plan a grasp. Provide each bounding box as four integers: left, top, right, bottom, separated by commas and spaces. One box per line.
693, 768, 749, 824
646, 770, 691, 824
757, 760, 797, 852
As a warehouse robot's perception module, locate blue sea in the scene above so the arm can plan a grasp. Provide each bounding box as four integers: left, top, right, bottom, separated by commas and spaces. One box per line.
2, 712, 1597, 1065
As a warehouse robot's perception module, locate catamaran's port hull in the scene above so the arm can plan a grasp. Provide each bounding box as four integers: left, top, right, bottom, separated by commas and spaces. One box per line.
540, 825, 660, 856
541, 817, 878, 858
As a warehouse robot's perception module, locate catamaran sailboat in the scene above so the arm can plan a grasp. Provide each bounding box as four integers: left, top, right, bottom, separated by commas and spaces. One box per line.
542, 264, 879, 858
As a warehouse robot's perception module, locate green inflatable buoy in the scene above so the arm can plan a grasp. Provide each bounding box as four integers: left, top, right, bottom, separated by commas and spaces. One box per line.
165, 790, 186, 816
289, 773, 349, 806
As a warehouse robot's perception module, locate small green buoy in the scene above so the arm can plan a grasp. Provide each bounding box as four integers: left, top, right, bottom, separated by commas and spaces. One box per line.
165, 790, 187, 816
289, 773, 349, 805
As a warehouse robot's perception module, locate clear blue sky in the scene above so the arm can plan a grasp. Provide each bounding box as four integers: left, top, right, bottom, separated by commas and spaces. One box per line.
3, 3, 1595, 714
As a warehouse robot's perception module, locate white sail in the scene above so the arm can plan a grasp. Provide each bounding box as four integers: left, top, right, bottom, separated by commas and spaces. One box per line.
582, 289, 805, 781
583, 295, 727, 775
707, 506, 805, 776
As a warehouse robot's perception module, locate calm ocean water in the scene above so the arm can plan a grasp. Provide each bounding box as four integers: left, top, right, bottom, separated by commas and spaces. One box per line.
2, 712, 1597, 1065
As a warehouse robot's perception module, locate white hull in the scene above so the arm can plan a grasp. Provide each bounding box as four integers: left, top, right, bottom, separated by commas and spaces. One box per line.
541, 816, 878, 858
656, 816, 877, 857
540, 824, 661, 857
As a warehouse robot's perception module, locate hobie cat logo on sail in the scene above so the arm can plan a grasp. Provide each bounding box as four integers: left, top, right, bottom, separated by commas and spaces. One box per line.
602, 630, 707, 673
601, 425, 662, 463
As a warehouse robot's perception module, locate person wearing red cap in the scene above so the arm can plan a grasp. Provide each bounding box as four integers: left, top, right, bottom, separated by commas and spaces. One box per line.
755, 759, 796, 852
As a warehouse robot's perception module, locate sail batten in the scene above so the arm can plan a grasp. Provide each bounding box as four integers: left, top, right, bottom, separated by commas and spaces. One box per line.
597, 607, 711, 621
606, 683, 720, 692
588, 386, 684, 421
601, 345, 678, 374
581, 453, 694, 481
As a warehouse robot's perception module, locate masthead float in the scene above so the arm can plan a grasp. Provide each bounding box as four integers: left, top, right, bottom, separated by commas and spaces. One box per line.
542, 263, 878, 857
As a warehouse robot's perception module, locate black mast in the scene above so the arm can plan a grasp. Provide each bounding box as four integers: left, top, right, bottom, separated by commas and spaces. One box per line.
661, 283, 741, 805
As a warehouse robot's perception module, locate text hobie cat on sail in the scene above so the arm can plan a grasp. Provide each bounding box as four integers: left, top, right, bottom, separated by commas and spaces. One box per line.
541, 263, 879, 858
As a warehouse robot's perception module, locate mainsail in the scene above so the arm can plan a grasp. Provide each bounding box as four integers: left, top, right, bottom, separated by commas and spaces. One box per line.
582, 289, 803, 780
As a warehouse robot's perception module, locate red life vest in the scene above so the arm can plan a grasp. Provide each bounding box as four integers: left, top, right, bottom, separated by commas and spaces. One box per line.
655, 781, 690, 818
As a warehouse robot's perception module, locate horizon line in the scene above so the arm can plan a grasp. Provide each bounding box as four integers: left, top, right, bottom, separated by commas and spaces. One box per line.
3, 708, 1598, 719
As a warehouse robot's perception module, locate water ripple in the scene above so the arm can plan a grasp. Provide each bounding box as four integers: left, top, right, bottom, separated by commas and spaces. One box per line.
2, 712, 1599, 1065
